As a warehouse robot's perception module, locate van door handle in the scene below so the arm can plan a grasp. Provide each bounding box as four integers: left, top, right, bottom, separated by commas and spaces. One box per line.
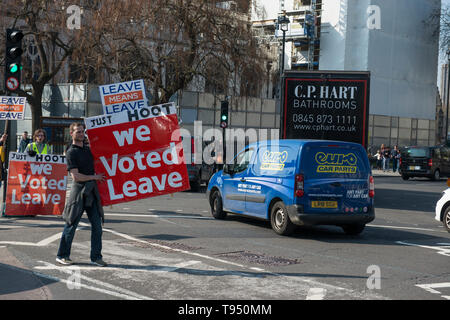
330, 182, 341, 187
240, 178, 246, 182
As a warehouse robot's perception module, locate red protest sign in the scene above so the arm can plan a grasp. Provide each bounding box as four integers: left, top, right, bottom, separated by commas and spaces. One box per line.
85, 102, 190, 206
5, 153, 67, 216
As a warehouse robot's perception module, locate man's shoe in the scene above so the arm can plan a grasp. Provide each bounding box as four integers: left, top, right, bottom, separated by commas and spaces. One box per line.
56, 257, 73, 265
91, 259, 107, 267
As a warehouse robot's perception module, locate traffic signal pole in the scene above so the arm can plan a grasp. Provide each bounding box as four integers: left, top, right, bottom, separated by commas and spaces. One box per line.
2, 29, 23, 216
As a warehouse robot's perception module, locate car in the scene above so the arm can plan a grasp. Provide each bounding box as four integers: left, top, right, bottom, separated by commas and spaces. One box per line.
206, 139, 375, 236
400, 145, 450, 180
182, 136, 216, 191
186, 163, 215, 191
434, 178, 450, 233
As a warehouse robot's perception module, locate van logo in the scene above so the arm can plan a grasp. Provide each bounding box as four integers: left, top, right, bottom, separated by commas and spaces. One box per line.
260, 150, 288, 171
315, 152, 357, 174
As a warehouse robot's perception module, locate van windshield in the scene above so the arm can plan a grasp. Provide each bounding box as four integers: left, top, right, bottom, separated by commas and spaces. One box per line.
402, 147, 430, 158
302, 144, 370, 179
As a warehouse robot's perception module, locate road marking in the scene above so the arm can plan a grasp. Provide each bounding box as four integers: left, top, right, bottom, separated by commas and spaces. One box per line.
369, 224, 440, 232
35, 260, 201, 273
105, 213, 213, 220
306, 288, 327, 300
416, 282, 450, 300
0, 232, 62, 247
396, 241, 450, 257
0, 220, 384, 299
33, 261, 153, 300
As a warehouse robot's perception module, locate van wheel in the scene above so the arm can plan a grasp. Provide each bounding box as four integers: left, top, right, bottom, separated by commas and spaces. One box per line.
210, 191, 226, 220
342, 224, 365, 235
401, 174, 409, 180
444, 207, 450, 233
432, 169, 440, 181
270, 201, 295, 236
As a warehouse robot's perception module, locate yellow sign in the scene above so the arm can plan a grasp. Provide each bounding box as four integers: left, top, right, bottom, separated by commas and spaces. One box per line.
260, 150, 288, 171
315, 152, 357, 174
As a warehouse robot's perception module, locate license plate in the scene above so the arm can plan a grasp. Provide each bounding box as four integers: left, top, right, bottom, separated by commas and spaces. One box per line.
311, 201, 338, 209
409, 166, 421, 170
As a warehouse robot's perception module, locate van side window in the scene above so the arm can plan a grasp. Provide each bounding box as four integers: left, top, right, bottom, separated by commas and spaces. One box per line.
234, 148, 254, 173
434, 148, 440, 158
440, 147, 450, 161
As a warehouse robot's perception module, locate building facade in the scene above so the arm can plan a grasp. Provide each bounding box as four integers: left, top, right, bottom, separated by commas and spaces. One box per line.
252, 0, 441, 149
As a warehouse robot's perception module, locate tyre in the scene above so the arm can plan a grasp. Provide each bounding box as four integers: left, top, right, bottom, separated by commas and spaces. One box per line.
431, 169, 440, 181
342, 224, 365, 235
401, 174, 409, 180
444, 206, 450, 233
270, 201, 296, 236
210, 191, 227, 220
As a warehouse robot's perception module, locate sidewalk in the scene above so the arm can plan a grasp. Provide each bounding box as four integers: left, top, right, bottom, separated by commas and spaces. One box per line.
371, 169, 401, 177
0, 246, 54, 299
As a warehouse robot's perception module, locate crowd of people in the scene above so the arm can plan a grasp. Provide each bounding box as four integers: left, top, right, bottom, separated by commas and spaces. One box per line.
370, 144, 401, 173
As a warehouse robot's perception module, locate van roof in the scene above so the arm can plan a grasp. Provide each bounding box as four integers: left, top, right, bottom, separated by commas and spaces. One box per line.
246, 139, 364, 149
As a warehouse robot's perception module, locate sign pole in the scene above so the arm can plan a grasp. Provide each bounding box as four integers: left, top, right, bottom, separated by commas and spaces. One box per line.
1, 115, 10, 217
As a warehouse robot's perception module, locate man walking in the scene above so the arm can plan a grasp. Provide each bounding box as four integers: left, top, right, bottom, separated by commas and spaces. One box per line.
56, 122, 107, 266
391, 145, 401, 173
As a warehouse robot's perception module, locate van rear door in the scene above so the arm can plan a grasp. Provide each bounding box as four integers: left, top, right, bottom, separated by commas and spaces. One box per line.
300, 142, 371, 213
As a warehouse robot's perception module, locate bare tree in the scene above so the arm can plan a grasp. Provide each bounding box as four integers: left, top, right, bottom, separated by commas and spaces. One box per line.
82, 0, 268, 104
1, 0, 268, 132
0, 0, 90, 132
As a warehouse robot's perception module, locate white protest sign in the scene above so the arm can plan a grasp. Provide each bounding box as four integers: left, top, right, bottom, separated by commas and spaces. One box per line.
99, 79, 148, 115
0, 96, 26, 120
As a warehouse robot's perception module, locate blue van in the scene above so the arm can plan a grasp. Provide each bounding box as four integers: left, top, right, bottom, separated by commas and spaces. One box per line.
206, 140, 375, 236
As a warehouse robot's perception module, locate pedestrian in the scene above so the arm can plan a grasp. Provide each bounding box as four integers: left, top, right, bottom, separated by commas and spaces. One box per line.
0, 133, 7, 187
25, 129, 52, 156
17, 131, 32, 153
56, 122, 107, 267
391, 145, 401, 173
375, 149, 382, 170
381, 144, 391, 172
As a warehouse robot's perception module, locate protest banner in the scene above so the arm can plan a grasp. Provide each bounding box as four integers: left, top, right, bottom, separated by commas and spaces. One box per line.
5, 152, 67, 216
0, 96, 26, 120
85, 102, 190, 206
99, 79, 148, 115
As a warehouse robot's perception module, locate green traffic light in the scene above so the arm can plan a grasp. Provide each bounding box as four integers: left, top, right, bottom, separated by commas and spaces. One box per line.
9, 63, 19, 73
221, 115, 227, 121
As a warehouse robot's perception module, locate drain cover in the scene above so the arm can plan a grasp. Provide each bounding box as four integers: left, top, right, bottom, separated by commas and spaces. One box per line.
215, 251, 300, 266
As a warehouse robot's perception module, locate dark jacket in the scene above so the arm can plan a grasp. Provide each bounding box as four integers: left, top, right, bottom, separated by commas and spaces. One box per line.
62, 180, 104, 226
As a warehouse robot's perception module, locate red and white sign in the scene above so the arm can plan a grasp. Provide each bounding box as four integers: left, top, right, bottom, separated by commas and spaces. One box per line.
0, 96, 26, 120
6, 77, 19, 91
85, 102, 190, 206
5, 152, 67, 216
99, 79, 148, 115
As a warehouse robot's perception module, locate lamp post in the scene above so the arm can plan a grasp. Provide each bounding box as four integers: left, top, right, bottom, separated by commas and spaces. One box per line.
278, 13, 290, 79
278, 13, 290, 136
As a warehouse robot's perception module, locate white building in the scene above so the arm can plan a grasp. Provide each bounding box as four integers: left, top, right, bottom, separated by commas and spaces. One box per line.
252, 0, 441, 148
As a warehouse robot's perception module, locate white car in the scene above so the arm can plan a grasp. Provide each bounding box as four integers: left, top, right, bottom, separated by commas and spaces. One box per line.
435, 179, 450, 233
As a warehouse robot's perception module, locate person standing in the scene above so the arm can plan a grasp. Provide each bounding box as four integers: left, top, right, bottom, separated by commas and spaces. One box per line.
25, 129, 52, 155
375, 150, 382, 170
17, 131, 32, 153
381, 144, 391, 172
0, 134, 7, 187
56, 122, 107, 266
391, 145, 401, 173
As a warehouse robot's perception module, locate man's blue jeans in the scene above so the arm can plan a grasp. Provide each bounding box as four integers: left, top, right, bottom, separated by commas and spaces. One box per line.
57, 201, 103, 262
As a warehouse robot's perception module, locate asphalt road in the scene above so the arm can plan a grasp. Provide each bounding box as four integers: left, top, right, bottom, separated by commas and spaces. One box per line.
0, 172, 449, 303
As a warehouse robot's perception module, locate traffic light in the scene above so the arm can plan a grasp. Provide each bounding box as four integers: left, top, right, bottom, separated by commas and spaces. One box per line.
4, 29, 24, 92
220, 101, 229, 128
